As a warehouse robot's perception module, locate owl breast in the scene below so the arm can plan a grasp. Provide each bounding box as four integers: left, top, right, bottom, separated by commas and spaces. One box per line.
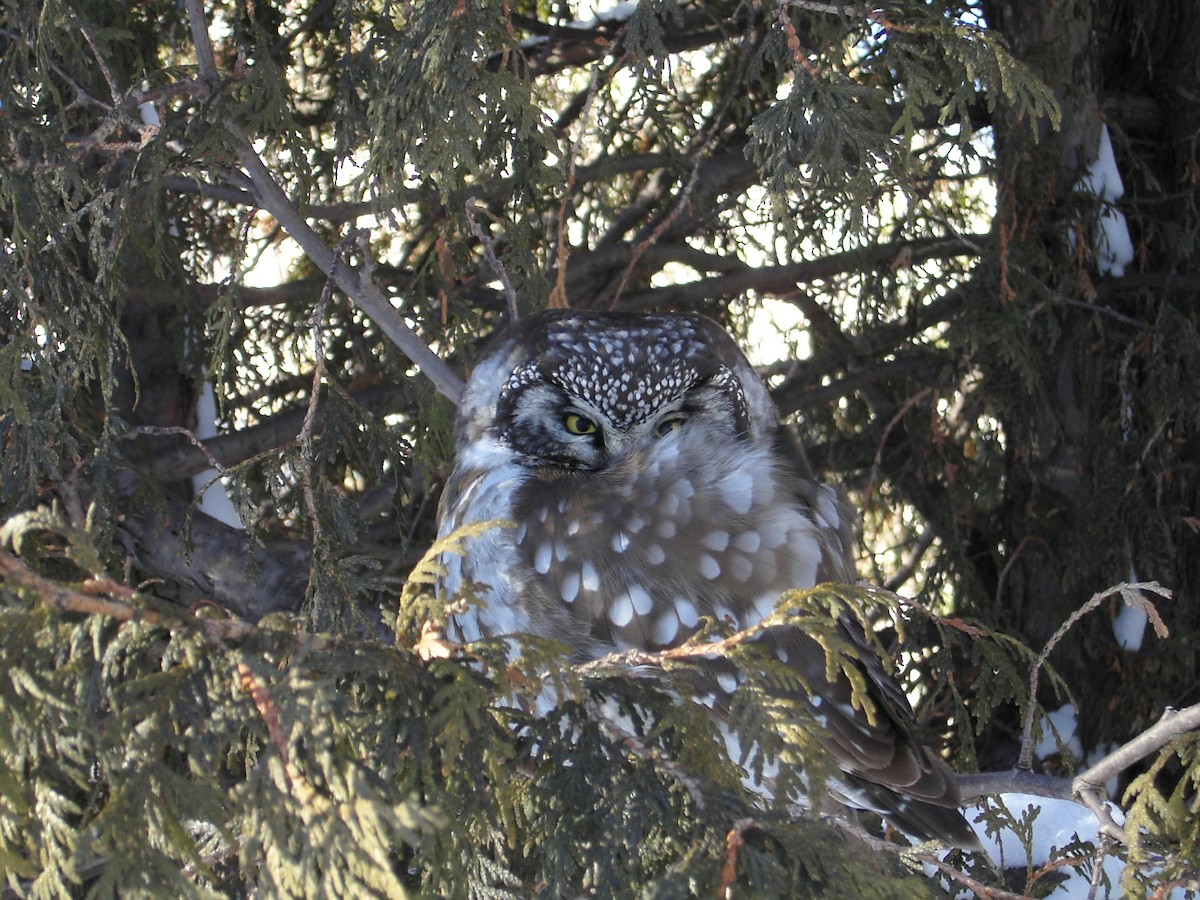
506, 424, 847, 660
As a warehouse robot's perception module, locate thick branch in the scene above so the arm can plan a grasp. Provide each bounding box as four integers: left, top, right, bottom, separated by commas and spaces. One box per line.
618, 236, 987, 310
0, 549, 256, 641
140, 382, 414, 482
958, 770, 1074, 801
118, 490, 310, 620
773, 353, 947, 416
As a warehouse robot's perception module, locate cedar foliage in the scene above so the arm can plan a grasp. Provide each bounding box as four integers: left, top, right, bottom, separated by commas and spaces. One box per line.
2, 0, 1199, 895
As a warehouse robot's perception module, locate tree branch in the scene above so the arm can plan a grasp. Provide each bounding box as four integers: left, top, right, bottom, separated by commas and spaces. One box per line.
772, 353, 946, 416
1073, 703, 1200, 796
183, 0, 464, 404
618, 235, 987, 310
0, 549, 255, 642
957, 770, 1076, 801
117, 490, 310, 620
139, 382, 414, 482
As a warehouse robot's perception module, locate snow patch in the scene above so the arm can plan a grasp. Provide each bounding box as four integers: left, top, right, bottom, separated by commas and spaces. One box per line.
960, 792, 1195, 898
1113, 600, 1149, 651
967, 794, 1125, 897
1034, 704, 1083, 761
192, 381, 245, 530
1073, 124, 1134, 277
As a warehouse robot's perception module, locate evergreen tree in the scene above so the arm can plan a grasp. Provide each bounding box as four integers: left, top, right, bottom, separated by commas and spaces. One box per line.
1, 0, 1197, 894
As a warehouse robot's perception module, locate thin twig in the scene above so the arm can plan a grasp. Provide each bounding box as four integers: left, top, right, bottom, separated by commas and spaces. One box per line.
606, 164, 700, 308
1018, 582, 1171, 771
549, 61, 610, 309
994, 534, 1048, 610
1050, 290, 1149, 328
77, 20, 123, 102
882, 527, 937, 592
0, 26, 107, 109
830, 818, 1027, 897
465, 197, 519, 320
865, 386, 932, 503
1086, 833, 1115, 900
914, 850, 1030, 899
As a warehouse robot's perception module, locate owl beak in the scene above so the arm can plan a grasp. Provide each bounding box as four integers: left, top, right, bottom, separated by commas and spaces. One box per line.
601, 428, 656, 465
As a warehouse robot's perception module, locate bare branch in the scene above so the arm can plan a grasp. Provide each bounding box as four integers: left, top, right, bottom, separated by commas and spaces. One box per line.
1073, 703, 1200, 797
605, 164, 700, 307
236, 660, 335, 823
123, 425, 234, 477
229, 131, 465, 400
185, 0, 220, 83
141, 382, 414, 483
0, 26, 107, 109
1018, 582, 1172, 771
77, 19, 122, 103
618, 235, 986, 310
296, 243, 342, 562
957, 769, 1075, 801
182, 0, 465, 404
117, 486, 310, 620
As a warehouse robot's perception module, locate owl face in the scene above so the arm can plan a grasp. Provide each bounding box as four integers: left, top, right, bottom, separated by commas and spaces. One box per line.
457, 311, 780, 468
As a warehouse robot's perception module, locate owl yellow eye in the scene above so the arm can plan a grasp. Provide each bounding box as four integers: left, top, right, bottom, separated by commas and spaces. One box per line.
564, 413, 598, 436
654, 414, 687, 437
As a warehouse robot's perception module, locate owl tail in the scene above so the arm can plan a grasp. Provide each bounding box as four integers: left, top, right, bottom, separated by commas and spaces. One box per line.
832, 772, 982, 850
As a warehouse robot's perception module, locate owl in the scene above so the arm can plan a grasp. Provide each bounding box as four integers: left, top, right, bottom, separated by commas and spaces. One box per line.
435, 308, 977, 848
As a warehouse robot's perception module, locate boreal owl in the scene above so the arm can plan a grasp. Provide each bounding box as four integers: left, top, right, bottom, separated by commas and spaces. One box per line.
435, 309, 977, 848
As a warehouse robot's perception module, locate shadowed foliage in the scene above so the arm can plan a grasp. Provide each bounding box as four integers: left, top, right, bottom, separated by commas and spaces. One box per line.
2, 0, 1198, 894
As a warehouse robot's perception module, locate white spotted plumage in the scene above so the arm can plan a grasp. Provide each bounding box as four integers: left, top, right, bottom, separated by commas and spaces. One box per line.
435, 309, 979, 848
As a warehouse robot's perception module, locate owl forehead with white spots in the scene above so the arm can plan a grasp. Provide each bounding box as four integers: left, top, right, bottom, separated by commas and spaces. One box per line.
505, 340, 701, 431
455, 310, 779, 451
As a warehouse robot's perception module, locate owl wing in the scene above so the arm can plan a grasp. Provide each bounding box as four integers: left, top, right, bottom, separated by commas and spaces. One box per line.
750, 618, 980, 848
508, 462, 978, 847
445, 421, 976, 845
763, 440, 979, 847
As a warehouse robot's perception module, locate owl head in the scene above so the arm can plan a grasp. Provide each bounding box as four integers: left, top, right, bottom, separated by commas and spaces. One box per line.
456, 310, 786, 471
